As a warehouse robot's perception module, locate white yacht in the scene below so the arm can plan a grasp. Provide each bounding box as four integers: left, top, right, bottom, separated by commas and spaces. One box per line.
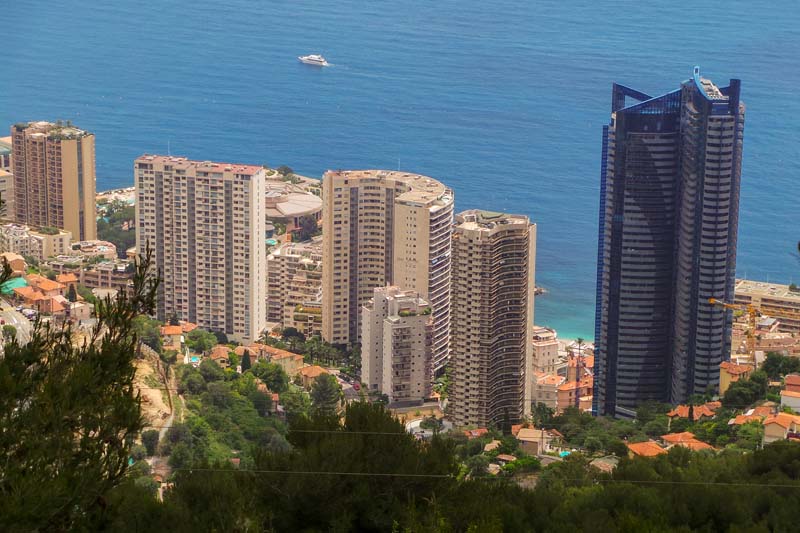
298, 54, 329, 67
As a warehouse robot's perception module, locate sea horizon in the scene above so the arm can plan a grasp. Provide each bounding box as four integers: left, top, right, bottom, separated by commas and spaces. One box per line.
5, 1, 800, 340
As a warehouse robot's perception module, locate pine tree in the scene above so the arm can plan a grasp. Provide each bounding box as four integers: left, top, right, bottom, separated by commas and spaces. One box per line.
0, 248, 159, 530
241, 350, 252, 372
66, 283, 78, 302
310, 374, 342, 416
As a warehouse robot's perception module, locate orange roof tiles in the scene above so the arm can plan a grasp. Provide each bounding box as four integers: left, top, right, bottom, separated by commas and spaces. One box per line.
661, 432, 696, 444
56, 273, 78, 284
785, 375, 800, 387
558, 376, 593, 392
763, 412, 800, 429
14, 286, 37, 299
730, 414, 765, 425
667, 402, 720, 421
720, 361, 754, 375
160, 325, 182, 336
627, 441, 667, 457
463, 428, 489, 439
536, 373, 566, 386
780, 390, 800, 399
511, 424, 523, 437
675, 439, 715, 452
299, 365, 328, 378
180, 321, 198, 333
209, 345, 230, 359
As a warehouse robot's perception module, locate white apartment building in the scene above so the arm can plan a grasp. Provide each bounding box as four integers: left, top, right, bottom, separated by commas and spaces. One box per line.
267, 239, 322, 330
449, 210, 536, 428
0, 223, 72, 262
362, 286, 432, 406
532, 326, 560, 375
135, 155, 267, 343
322, 170, 454, 375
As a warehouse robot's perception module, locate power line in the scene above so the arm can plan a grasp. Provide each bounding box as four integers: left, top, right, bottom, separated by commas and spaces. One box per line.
166, 468, 800, 489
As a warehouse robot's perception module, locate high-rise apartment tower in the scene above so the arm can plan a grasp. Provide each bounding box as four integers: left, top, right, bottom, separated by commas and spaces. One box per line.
11, 121, 96, 240
449, 210, 536, 427
362, 286, 433, 406
321, 170, 454, 373
594, 68, 745, 417
135, 155, 267, 343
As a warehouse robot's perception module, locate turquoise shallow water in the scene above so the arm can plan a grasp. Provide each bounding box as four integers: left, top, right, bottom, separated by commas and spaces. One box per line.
4, 1, 800, 339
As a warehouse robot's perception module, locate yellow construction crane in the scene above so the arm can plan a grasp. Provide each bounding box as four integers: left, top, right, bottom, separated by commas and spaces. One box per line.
708, 297, 759, 366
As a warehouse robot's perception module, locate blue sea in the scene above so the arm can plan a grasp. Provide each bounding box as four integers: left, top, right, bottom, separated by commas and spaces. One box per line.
4, 1, 800, 340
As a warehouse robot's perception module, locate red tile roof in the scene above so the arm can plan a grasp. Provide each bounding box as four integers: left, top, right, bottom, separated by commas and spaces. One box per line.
785, 375, 800, 387
661, 432, 696, 444
667, 402, 720, 421
160, 325, 182, 336
720, 361, 754, 375
299, 365, 328, 378
763, 412, 800, 429
627, 441, 667, 457
463, 428, 489, 439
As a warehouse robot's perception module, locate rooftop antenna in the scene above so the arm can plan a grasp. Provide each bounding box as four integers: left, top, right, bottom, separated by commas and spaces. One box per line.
397, 156, 400, 170
168, 139, 171, 156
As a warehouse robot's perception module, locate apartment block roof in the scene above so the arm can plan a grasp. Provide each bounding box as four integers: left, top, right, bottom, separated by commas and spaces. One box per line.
735, 279, 800, 301
136, 155, 263, 176
324, 169, 452, 208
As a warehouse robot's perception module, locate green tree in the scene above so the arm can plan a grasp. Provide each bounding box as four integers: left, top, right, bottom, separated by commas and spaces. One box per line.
66, 284, 78, 302
212, 330, 229, 345
296, 215, 319, 241
186, 328, 216, 353
532, 402, 554, 427
2, 324, 17, 342
251, 361, 289, 393
310, 374, 342, 415
241, 350, 252, 372
132, 315, 163, 354
464, 454, 489, 478
277, 165, 293, 176
168, 313, 180, 326
141, 429, 160, 457
0, 249, 158, 530
77, 284, 98, 304
198, 358, 225, 382
281, 387, 311, 419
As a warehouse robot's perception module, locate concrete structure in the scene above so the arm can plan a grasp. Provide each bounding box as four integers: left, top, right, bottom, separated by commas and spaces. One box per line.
516, 427, 562, 455
0, 223, 72, 262
532, 326, 560, 374
362, 286, 433, 406
449, 210, 536, 427
780, 390, 800, 413
70, 240, 118, 260
718, 361, 754, 395
556, 376, 593, 414
47, 257, 132, 292
0, 252, 26, 276
594, 69, 745, 417
0, 136, 13, 218
734, 279, 800, 333
267, 239, 322, 330
264, 181, 322, 229
10, 122, 96, 240
763, 412, 800, 445
321, 170, 454, 375
0, 136, 11, 172
532, 372, 565, 411
135, 155, 267, 343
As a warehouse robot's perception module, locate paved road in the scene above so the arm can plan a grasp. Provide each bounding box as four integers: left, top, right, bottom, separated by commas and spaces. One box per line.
0, 300, 32, 344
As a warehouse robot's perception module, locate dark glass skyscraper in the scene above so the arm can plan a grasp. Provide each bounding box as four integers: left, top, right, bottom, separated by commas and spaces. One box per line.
594, 68, 744, 417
